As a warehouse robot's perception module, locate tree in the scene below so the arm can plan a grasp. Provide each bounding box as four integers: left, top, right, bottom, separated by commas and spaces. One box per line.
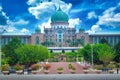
15, 45, 50, 66
78, 44, 91, 62
78, 43, 114, 65
97, 44, 115, 67
100, 38, 109, 45
2, 37, 22, 65
41, 41, 55, 47
114, 42, 120, 62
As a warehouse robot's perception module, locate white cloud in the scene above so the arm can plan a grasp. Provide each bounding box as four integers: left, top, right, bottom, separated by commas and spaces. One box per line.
13, 19, 29, 25
28, 2, 55, 20
7, 26, 18, 32
87, 2, 120, 34
87, 11, 97, 19
97, 6, 120, 27
21, 28, 29, 33
86, 25, 101, 33
27, 0, 40, 6
38, 18, 51, 33
68, 18, 81, 28
27, 0, 72, 21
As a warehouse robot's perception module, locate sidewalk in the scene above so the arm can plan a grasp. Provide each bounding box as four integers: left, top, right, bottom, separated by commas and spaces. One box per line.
0, 74, 120, 80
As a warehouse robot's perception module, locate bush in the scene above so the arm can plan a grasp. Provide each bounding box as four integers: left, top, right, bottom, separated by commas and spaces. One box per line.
94, 65, 103, 70
14, 64, 24, 70
57, 67, 63, 71
43, 63, 51, 70
62, 50, 65, 53
108, 63, 116, 69
68, 63, 76, 70
2, 64, 10, 71
31, 64, 40, 70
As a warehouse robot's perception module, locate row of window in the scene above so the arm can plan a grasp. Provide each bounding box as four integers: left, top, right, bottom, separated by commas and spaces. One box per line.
93, 36, 120, 46
45, 39, 75, 42
45, 31, 75, 34
52, 26, 67, 29
2, 37, 27, 45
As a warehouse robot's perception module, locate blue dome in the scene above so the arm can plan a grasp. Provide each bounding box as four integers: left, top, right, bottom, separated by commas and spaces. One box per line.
51, 7, 69, 22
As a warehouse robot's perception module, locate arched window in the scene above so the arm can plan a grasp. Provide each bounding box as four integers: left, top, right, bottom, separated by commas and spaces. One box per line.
36, 36, 39, 45
57, 29, 63, 33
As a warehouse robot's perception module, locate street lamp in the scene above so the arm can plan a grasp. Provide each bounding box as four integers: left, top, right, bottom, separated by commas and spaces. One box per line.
91, 44, 94, 69
76, 52, 79, 62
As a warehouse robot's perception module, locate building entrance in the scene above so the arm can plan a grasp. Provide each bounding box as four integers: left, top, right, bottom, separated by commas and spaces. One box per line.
58, 54, 66, 62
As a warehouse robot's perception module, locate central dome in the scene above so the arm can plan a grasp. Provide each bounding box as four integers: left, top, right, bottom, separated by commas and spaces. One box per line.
51, 7, 69, 23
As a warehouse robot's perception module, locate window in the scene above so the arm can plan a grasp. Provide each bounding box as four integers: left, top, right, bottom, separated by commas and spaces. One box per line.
58, 30, 62, 33
98, 37, 101, 43
93, 37, 97, 43
24, 37, 27, 44
118, 36, 120, 42
106, 36, 108, 42
59, 39, 61, 42
36, 36, 39, 45
8, 37, 10, 43
59, 35, 61, 38
4, 37, 6, 45
114, 36, 116, 45
110, 36, 113, 46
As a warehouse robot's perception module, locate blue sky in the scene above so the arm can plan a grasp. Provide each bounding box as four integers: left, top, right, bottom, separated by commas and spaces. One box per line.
0, 0, 120, 34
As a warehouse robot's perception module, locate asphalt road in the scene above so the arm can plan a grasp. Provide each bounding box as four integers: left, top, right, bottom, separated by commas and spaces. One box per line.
0, 74, 120, 80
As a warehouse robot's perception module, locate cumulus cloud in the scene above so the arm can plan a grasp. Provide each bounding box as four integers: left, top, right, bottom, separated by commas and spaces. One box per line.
0, 6, 9, 25
97, 5, 120, 27
87, 2, 120, 33
38, 18, 51, 33
87, 11, 97, 19
86, 25, 101, 33
0, 5, 29, 33
27, 0, 72, 21
68, 18, 81, 28
21, 28, 29, 33
12, 19, 29, 25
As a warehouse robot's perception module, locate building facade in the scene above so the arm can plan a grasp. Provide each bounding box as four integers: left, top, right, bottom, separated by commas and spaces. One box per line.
0, 7, 120, 47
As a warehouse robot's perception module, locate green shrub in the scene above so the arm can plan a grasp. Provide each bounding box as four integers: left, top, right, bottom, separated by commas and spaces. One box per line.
68, 63, 76, 70
94, 65, 103, 70
31, 64, 40, 70
57, 67, 63, 71
2, 64, 10, 71
108, 63, 115, 69
14, 64, 24, 70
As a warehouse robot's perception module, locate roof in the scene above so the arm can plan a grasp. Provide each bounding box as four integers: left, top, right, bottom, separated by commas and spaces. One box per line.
51, 7, 69, 23
89, 31, 120, 36
1, 32, 31, 36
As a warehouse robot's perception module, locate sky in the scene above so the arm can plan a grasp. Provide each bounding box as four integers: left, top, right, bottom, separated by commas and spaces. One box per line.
0, 0, 120, 34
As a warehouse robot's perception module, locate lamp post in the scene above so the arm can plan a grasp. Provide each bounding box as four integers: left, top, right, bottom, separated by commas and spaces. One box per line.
91, 44, 94, 69
76, 52, 78, 62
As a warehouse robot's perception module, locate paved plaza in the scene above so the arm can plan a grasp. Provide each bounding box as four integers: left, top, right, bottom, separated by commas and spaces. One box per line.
0, 74, 120, 80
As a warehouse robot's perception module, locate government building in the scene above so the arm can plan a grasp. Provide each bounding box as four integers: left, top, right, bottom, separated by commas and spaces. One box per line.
1, 7, 120, 50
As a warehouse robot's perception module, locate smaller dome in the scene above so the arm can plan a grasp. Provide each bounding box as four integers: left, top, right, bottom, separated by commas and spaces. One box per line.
79, 27, 85, 32
35, 27, 41, 33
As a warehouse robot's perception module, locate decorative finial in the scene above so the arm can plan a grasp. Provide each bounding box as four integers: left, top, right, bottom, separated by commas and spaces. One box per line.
58, 2, 61, 11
